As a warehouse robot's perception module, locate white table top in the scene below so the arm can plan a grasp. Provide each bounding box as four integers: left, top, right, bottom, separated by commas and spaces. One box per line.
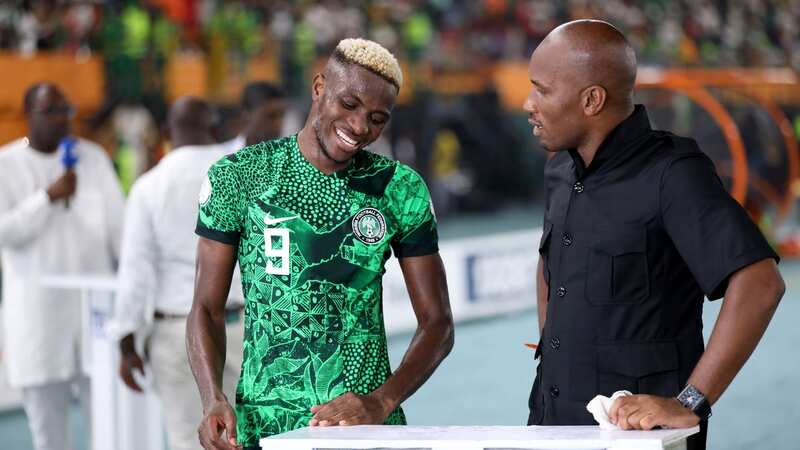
260, 425, 700, 450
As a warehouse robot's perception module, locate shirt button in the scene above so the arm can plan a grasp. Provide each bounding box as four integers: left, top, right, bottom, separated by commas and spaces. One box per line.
561, 233, 573, 246
556, 286, 566, 297
573, 182, 585, 193
550, 385, 560, 398
550, 337, 561, 349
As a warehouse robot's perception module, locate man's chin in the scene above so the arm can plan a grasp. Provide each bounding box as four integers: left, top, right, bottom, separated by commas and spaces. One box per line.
321, 141, 356, 164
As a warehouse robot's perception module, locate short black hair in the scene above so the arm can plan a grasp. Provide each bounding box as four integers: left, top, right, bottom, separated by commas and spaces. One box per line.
241, 82, 287, 111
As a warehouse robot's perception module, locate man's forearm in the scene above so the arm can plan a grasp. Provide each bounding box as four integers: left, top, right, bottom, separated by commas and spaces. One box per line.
537, 256, 548, 335
373, 316, 454, 411
687, 259, 783, 404
186, 304, 229, 408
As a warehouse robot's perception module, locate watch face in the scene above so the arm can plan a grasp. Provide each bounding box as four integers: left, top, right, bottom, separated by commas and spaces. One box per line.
678, 385, 705, 410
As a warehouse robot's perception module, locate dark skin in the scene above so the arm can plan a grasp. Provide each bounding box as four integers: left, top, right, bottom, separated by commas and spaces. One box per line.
526, 20, 785, 430
242, 99, 287, 147
297, 58, 395, 173
187, 57, 454, 449
24, 84, 76, 204
118, 96, 218, 393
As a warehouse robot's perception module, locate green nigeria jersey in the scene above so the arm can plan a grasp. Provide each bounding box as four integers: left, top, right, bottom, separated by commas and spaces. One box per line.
195, 135, 438, 446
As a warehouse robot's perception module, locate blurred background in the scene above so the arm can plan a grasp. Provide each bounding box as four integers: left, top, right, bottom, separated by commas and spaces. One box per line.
1, 0, 800, 449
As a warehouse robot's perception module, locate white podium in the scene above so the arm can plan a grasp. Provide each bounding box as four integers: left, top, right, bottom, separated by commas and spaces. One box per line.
260, 425, 700, 450
40, 275, 165, 450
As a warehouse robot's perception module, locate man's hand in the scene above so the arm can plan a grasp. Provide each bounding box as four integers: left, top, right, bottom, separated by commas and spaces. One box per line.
309, 392, 392, 426
119, 351, 145, 392
609, 394, 700, 430
46, 170, 76, 202
118, 334, 145, 392
198, 399, 240, 450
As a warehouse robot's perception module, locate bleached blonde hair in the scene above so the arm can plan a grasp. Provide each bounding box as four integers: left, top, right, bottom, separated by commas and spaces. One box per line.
334, 38, 403, 91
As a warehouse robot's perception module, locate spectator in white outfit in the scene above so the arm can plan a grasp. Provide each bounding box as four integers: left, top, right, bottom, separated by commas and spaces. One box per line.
107, 97, 245, 450
222, 81, 288, 153
0, 83, 125, 450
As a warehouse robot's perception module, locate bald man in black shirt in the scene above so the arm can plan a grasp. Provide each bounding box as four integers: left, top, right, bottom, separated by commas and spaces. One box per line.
523, 20, 784, 449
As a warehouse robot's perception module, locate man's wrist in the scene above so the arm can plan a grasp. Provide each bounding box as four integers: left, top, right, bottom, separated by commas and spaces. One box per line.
119, 334, 136, 356
676, 384, 712, 421
201, 391, 229, 411
371, 386, 400, 416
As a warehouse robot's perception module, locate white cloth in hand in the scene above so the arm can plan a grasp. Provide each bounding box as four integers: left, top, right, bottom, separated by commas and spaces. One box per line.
586, 390, 633, 430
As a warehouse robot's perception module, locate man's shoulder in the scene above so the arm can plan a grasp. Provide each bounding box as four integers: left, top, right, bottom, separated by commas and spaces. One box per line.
159, 144, 229, 170
0, 138, 28, 160
390, 160, 424, 186
210, 137, 290, 173
127, 166, 159, 202
646, 131, 712, 170
76, 138, 110, 160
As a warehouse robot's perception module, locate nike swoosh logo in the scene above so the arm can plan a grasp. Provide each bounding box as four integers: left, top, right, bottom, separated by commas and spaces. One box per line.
264, 215, 298, 226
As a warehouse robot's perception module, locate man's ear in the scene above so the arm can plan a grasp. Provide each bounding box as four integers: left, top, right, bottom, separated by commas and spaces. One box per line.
581, 85, 607, 116
311, 73, 325, 102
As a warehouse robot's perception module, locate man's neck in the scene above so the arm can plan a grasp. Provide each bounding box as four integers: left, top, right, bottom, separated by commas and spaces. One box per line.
297, 125, 350, 175
575, 105, 634, 167
27, 136, 58, 154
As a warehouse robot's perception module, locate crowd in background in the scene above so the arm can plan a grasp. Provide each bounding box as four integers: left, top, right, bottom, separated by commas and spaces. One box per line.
1, 0, 799, 220
2, 0, 800, 70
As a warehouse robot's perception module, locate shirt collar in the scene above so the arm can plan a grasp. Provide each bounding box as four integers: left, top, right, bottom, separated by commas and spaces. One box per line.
569, 104, 652, 178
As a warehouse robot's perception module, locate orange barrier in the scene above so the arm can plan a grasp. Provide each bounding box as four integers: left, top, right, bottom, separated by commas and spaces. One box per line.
636, 68, 800, 226
492, 64, 800, 227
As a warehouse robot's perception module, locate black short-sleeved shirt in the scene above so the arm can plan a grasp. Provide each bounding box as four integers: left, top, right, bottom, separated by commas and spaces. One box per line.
528, 105, 778, 427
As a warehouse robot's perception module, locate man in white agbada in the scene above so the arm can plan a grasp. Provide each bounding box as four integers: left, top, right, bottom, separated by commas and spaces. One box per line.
0, 83, 125, 450
106, 97, 245, 450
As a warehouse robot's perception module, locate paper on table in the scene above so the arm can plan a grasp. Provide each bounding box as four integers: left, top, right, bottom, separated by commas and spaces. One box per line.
586, 390, 632, 430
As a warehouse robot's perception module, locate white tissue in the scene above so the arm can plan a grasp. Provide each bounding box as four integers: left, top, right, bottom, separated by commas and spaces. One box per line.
586, 390, 633, 430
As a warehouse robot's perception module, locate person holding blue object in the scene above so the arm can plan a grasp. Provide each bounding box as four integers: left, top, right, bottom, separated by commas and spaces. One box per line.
0, 83, 125, 450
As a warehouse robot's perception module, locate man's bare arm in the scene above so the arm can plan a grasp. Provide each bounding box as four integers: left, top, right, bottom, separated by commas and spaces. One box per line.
309, 253, 454, 426
186, 237, 239, 449
537, 255, 548, 335
687, 258, 783, 403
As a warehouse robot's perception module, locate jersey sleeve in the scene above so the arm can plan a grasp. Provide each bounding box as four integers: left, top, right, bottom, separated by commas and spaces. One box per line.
388, 165, 439, 258
195, 157, 245, 246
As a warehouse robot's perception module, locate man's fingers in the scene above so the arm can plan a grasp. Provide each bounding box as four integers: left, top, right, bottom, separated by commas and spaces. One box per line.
204, 416, 237, 450
315, 405, 348, 427
311, 400, 339, 421
616, 404, 639, 430
608, 397, 626, 423
627, 410, 651, 430
223, 409, 238, 446
640, 413, 660, 431
118, 363, 143, 392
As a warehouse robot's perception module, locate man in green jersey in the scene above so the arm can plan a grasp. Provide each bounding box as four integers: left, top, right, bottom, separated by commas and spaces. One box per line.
188, 38, 455, 450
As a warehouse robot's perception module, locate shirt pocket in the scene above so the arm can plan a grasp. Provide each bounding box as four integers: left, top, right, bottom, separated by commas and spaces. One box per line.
586, 226, 649, 305
595, 341, 681, 398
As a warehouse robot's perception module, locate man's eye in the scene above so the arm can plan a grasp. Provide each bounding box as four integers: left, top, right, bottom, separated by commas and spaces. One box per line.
341, 100, 356, 110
